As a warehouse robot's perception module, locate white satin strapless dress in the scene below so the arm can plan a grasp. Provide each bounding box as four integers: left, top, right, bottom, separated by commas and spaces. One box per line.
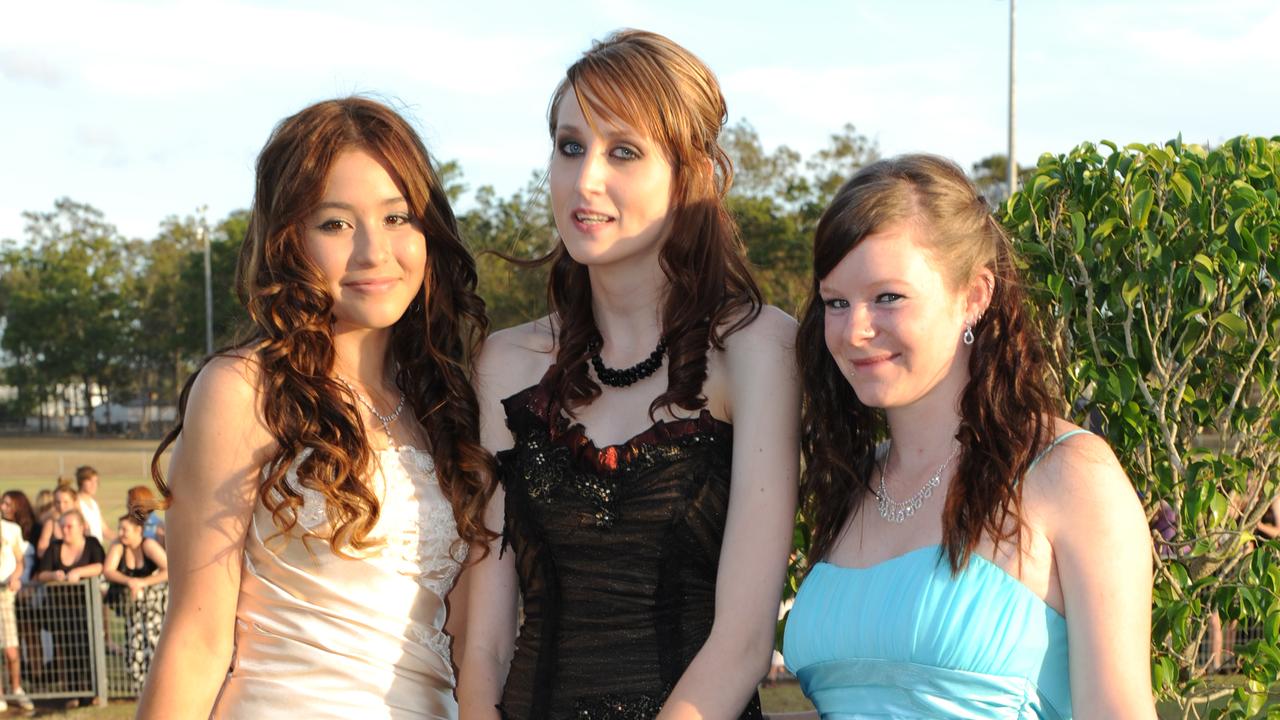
212, 446, 465, 719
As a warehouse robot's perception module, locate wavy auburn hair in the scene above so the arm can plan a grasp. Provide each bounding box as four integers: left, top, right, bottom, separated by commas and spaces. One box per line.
797, 154, 1057, 573
152, 97, 496, 558
541, 29, 761, 419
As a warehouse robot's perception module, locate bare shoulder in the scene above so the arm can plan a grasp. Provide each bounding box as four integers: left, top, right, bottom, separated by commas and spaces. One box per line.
475, 317, 557, 403
1024, 419, 1147, 542
175, 349, 276, 477
189, 350, 262, 410
722, 304, 797, 362
719, 306, 799, 421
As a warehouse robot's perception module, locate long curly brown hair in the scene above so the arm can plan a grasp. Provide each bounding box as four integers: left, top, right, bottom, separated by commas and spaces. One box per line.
797, 154, 1058, 573
152, 97, 496, 558
539, 29, 761, 420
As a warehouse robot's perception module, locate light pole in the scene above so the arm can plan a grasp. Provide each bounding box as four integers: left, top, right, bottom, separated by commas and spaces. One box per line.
1007, 0, 1017, 195
201, 209, 213, 355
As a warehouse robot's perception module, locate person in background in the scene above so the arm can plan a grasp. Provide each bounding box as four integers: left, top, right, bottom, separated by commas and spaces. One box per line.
127, 485, 166, 547
35, 509, 106, 709
75, 466, 115, 544
104, 514, 169, 691
34, 488, 56, 526
0, 506, 33, 712
0, 491, 38, 581
37, 485, 80, 558
2, 491, 42, 693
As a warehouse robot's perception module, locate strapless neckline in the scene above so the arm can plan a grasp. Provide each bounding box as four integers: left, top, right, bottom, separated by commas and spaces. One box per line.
816, 544, 1066, 621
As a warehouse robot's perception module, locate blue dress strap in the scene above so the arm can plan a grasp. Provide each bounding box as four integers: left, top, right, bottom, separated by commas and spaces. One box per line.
1028, 429, 1092, 470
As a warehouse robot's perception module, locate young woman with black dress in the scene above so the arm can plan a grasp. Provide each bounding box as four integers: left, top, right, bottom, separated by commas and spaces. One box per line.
458, 29, 799, 720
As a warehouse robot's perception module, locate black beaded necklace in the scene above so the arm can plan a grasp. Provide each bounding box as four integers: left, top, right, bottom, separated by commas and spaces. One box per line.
590, 339, 667, 388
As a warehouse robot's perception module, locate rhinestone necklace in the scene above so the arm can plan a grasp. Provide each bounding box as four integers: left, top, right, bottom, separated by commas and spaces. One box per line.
590, 339, 667, 388
877, 440, 960, 524
339, 377, 406, 436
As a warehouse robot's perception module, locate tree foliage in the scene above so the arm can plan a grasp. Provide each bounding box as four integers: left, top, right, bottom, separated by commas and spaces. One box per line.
1004, 135, 1280, 718
0, 199, 130, 434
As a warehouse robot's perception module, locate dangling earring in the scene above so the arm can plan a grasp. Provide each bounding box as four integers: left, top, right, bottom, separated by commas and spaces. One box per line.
963, 323, 975, 346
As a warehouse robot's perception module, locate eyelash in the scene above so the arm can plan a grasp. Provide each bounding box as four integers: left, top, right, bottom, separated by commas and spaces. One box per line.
317, 214, 411, 232
821, 293, 904, 310
556, 139, 641, 160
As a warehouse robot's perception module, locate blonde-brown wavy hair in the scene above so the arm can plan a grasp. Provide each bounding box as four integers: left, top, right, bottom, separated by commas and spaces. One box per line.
540, 29, 762, 420
152, 97, 496, 558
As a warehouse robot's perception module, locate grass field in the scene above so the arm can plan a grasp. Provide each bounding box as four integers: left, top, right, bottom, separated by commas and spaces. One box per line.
0, 436, 169, 527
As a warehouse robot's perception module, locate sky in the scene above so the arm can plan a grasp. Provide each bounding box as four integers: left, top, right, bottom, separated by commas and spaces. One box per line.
1, 0, 1277, 242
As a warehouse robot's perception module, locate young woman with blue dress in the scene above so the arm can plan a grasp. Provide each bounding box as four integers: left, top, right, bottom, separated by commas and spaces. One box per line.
784, 155, 1157, 719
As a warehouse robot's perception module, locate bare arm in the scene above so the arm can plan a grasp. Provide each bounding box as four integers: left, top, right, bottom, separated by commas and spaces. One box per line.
139, 538, 170, 587
102, 542, 129, 585
36, 521, 53, 558
456, 488, 519, 720
65, 562, 103, 582
136, 355, 274, 719
1043, 434, 1157, 718
6, 537, 22, 592
457, 327, 538, 720
659, 308, 801, 720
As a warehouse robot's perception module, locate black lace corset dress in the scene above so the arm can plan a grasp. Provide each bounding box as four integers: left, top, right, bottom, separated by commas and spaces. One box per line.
496, 376, 764, 720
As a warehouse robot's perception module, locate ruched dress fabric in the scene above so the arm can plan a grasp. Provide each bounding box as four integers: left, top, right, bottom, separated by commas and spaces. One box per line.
783, 432, 1088, 720
212, 445, 466, 719
496, 372, 764, 720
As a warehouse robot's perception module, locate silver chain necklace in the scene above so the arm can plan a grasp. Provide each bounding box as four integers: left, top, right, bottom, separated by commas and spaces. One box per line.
877, 440, 960, 524
338, 377, 406, 436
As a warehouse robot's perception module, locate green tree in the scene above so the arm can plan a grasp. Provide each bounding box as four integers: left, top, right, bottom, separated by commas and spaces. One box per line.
1004, 136, 1280, 718
723, 120, 878, 315
970, 153, 1034, 202
463, 172, 557, 331
0, 198, 130, 435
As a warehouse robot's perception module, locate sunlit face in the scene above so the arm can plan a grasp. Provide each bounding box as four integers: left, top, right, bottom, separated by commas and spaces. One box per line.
820, 220, 976, 410
79, 474, 99, 496
549, 92, 674, 267
304, 149, 427, 334
0, 496, 12, 521
59, 514, 84, 542
118, 520, 143, 547
54, 490, 77, 515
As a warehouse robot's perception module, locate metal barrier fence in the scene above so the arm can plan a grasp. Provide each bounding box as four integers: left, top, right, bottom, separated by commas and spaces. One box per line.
0, 577, 168, 704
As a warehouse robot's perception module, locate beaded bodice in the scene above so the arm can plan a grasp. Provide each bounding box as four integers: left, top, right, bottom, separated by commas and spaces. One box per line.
495, 372, 762, 720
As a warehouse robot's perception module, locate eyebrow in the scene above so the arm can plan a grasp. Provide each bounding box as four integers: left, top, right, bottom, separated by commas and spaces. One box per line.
313, 198, 407, 212
818, 278, 914, 294
556, 122, 641, 144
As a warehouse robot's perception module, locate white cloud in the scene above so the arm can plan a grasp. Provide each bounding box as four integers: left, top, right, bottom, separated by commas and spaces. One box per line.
0, 50, 64, 87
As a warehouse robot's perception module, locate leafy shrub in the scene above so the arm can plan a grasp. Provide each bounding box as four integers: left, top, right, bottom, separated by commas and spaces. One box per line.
1004, 135, 1280, 718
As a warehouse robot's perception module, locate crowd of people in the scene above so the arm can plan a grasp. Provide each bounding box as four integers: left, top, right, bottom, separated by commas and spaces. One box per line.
0, 465, 168, 709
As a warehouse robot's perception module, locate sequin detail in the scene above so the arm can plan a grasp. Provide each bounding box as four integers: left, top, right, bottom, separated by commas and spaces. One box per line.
572, 690, 666, 720
495, 370, 761, 720
501, 406, 730, 530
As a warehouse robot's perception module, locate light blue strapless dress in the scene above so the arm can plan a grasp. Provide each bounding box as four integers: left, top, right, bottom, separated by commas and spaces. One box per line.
783, 431, 1086, 719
